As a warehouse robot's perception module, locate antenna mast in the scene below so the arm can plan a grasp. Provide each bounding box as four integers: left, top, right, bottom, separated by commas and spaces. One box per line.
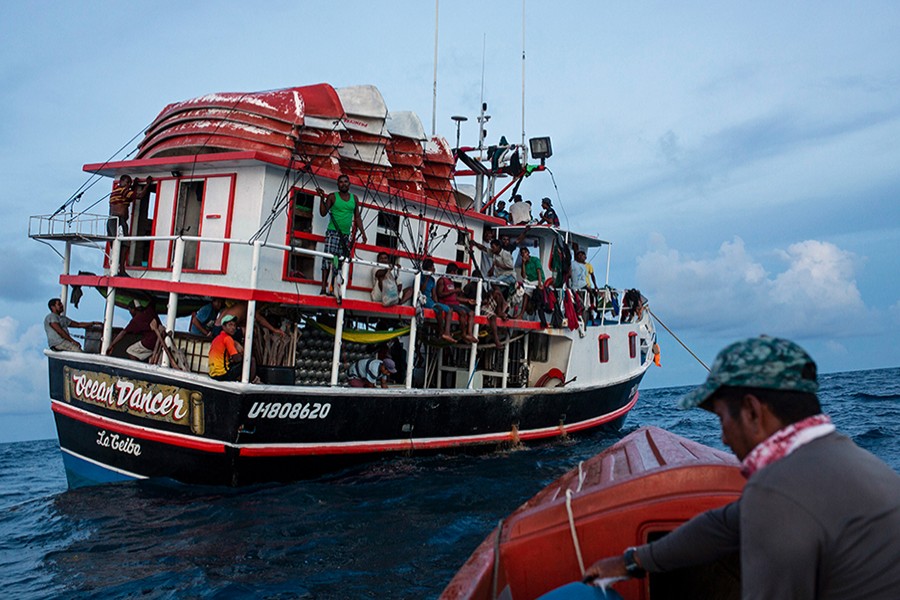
521, 0, 527, 157
431, 0, 439, 136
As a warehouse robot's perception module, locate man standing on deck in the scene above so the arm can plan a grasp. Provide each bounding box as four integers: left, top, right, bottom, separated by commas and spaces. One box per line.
44, 298, 100, 352
578, 336, 900, 600
107, 174, 153, 274
316, 174, 367, 296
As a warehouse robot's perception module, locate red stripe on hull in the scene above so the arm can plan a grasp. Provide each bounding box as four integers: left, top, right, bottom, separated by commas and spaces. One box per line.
52, 401, 228, 454
237, 392, 637, 457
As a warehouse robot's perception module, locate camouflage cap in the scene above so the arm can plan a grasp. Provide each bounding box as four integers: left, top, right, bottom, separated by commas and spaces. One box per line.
679, 336, 819, 410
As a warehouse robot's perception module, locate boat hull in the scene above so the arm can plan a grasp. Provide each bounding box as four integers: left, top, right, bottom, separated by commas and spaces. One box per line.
48, 354, 644, 488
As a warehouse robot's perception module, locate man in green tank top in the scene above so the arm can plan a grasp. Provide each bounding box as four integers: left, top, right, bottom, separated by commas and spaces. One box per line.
316, 174, 367, 296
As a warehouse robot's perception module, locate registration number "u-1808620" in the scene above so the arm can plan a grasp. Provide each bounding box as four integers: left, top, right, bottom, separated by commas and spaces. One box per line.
247, 402, 332, 420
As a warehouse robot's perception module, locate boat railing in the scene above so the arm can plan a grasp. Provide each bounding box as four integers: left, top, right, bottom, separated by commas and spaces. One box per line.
29, 212, 109, 241
55, 230, 642, 388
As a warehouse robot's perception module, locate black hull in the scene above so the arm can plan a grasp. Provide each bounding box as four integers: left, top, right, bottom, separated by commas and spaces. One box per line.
48, 355, 645, 487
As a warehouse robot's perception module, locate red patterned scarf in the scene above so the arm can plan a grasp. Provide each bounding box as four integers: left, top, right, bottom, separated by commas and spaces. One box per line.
741, 414, 834, 478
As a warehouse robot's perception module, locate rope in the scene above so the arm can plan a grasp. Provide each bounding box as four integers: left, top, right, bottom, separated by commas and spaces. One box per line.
565, 488, 586, 576
648, 308, 710, 372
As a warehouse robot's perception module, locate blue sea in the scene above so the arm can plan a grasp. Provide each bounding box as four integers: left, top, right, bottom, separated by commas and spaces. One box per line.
1, 367, 897, 599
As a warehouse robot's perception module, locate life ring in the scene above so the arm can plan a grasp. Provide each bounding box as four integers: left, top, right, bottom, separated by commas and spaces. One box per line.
535, 368, 566, 388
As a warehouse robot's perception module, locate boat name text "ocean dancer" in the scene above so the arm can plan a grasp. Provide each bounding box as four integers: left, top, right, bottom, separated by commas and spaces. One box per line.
64, 367, 192, 426
96, 430, 142, 456
248, 402, 331, 420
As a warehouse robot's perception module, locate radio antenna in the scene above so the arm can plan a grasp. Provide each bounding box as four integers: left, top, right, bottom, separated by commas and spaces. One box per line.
431, 0, 440, 136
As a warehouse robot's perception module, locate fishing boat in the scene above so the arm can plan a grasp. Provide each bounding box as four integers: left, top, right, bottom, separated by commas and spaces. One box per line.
440, 426, 745, 600
29, 82, 657, 488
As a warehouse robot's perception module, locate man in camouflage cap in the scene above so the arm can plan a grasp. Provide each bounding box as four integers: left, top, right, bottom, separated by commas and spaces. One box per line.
583, 336, 900, 599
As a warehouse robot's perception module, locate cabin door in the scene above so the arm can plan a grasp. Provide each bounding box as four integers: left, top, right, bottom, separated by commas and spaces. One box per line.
173, 180, 204, 269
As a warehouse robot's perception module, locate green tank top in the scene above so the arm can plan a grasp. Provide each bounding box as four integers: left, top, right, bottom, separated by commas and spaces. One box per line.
326, 193, 356, 234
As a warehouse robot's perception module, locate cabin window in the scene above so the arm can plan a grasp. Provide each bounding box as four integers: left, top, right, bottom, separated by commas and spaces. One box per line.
455, 230, 468, 264
287, 189, 317, 281
173, 180, 205, 269
528, 333, 549, 362
375, 211, 400, 250
598, 334, 610, 363
629, 331, 637, 359
129, 181, 158, 268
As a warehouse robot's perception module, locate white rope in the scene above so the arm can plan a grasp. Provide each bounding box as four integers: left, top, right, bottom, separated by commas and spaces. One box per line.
565, 488, 586, 576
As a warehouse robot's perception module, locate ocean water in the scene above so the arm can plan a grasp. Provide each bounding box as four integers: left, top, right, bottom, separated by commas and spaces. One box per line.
1, 367, 897, 599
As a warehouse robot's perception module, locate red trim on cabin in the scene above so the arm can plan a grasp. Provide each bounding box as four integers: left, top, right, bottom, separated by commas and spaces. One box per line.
57, 273, 543, 329
52, 401, 228, 454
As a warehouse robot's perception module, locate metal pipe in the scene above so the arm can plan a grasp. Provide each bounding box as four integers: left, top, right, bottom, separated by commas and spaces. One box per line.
101, 239, 121, 354
242, 240, 262, 383
329, 259, 351, 386
162, 237, 185, 368
467, 283, 483, 388
61, 241, 71, 306
405, 272, 422, 389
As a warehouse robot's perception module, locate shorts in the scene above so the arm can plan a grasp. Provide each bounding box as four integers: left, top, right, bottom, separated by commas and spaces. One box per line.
425, 301, 451, 314
107, 213, 128, 237
126, 340, 154, 361
211, 362, 242, 382
450, 304, 472, 315
323, 230, 350, 258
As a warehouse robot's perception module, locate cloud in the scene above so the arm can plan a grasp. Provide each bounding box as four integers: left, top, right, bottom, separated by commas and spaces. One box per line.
0, 316, 49, 415
636, 235, 875, 339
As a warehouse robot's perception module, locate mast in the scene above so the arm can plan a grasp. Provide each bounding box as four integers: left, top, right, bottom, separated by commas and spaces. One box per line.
431, 0, 439, 136
521, 0, 527, 156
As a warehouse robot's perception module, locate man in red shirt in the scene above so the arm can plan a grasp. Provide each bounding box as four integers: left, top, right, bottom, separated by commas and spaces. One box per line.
106, 299, 161, 361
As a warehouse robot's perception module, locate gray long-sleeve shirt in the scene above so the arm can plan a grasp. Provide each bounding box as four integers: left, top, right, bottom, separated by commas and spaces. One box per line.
636, 432, 900, 599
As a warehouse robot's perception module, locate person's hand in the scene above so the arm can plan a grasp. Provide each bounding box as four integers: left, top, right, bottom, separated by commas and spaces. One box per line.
316, 188, 326, 198
582, 555, 628, 583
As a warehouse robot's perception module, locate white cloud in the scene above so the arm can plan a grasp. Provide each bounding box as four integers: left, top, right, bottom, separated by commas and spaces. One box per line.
636, 236, 876, 339
0, 316, 49, 415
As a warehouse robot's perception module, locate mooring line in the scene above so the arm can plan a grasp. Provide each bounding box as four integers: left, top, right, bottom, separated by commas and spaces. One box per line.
648, 308, 710, 373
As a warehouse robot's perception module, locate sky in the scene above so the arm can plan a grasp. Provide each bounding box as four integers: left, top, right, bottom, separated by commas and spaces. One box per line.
1, 1, 898, 443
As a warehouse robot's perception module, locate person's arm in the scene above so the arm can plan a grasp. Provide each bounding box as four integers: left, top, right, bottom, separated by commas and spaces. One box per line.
50, 322, 79, 345
514, 225, 531, 246
255, 312, 286, 336
190, 312, 209, 336
317, 189, 334, 217
107, 328, 128, 354
353, 204, 367, 244
583, 501, 740, 582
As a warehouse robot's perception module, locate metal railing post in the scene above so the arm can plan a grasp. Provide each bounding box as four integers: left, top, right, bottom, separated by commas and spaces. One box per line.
101, 239, 122, 354
466, 283, 483, 389
404, 272, 422, 389
242, 240, 262, 383
162, 237, 185, 368
329, 259, 351, 386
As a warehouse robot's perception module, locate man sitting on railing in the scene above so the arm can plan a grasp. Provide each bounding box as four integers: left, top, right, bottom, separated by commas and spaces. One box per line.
371, 252, 412, 307
106, 299, 161, 361
520, 247, 548, 328
44, 298, 100, 352
436, 263, 478, 344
